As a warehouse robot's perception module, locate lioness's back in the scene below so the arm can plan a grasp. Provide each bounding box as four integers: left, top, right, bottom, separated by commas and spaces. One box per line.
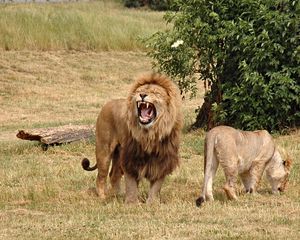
206, 126, 275, 169
206, 125, 272, 149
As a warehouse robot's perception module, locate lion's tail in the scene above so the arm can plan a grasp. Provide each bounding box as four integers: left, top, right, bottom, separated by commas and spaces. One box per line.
81, 158, 97, 171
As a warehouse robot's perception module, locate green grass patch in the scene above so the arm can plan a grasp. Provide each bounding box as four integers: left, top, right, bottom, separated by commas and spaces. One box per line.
0, 1, 166, 51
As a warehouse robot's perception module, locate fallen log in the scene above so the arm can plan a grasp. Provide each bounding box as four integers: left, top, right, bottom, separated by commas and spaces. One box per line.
16, 124, 95, 146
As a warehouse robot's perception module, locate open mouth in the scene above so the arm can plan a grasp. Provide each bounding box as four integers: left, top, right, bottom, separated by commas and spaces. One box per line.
137, 101, 156, 125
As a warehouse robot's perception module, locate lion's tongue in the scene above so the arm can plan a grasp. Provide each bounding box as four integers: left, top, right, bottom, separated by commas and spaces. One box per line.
141, 108, 152, 120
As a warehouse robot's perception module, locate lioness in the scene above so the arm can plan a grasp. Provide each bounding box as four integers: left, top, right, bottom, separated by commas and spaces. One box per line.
82, 73, 182, 204
196, 126, 292, 207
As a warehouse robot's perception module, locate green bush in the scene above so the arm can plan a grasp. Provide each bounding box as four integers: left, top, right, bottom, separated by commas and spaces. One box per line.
146, 0, 300, 131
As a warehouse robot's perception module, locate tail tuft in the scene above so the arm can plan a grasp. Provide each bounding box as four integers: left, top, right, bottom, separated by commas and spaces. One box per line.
195, 196, 205, 207
81, 158, 97, 171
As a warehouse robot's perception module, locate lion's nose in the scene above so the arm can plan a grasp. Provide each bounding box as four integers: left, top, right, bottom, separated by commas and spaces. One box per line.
140, 94, 147, 101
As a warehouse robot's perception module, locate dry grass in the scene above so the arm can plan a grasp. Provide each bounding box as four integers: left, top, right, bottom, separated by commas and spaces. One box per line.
0, 50, 299, 240
0, 51, 152, 132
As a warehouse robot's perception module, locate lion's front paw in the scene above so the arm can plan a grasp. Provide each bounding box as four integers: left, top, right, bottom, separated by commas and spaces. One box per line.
124, 190, 139, 204
146, 196, 161, 205
125, 197, 139, 204
96, 188, 107, 200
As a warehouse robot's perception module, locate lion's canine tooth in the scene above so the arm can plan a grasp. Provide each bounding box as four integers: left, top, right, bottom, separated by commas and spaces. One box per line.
137, 102, 141, 108
146, 103, 149, 108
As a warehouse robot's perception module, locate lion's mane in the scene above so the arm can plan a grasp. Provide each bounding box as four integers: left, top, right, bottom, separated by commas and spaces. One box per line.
122, 73, 183, 182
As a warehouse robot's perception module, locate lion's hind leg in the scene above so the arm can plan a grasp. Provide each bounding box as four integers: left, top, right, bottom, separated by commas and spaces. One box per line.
95, 147, 112, 199
109, 144, 123, 196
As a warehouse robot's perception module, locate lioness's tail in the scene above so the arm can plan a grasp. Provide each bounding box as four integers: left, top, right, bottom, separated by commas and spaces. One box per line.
196, 133, 216, 207
81, 158, 97, 171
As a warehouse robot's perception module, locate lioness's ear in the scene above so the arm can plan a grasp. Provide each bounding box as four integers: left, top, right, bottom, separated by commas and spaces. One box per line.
283, 157, 292, 171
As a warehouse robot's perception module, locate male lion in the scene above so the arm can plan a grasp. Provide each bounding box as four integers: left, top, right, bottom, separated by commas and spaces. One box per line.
82, 73, 182, 204
196, 126, 292, 207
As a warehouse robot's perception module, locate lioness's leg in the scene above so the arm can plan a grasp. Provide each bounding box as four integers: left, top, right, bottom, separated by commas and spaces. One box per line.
124, 172, 139, 204
240, 172, 252, 193
223, 176, 238, 200
248, 162, 266, 193
146, 177, 165, 204
222, 158, 238, 200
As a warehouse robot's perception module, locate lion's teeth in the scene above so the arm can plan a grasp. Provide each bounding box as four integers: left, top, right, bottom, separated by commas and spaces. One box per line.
146, 103, 149, 108
137, 102, 141, 108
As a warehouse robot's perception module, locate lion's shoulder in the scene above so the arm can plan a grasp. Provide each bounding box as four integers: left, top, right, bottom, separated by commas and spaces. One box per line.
97, 98, 128, 138
98, 99, 127, 122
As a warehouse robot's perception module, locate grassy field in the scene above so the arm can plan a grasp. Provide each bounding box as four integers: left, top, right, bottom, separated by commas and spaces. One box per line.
1, 1, 300, 240
0, 1, 165, 51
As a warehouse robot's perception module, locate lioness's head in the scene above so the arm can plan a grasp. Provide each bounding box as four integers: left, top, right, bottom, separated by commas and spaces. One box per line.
126, 73, 182, 151
266, 149, 292, 194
